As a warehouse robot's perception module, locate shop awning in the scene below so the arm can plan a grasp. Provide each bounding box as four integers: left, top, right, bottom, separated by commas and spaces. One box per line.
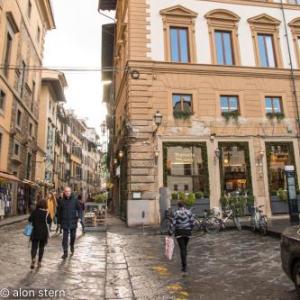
98, 0, 117, 11
0, 171, 21, 182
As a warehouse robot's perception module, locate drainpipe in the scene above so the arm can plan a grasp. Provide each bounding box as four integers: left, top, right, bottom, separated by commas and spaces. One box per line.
279, 0, 300, 136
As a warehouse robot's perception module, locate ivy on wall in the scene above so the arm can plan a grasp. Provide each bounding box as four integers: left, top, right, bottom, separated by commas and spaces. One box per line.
163, 142, 210, 197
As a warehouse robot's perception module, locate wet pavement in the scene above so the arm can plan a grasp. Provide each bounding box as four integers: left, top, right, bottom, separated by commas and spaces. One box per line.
0, 220, 298, 300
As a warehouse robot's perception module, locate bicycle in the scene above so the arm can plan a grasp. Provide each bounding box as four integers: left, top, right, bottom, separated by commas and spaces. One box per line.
160, 208, 173, 235
250, 205, 268, 235
211, 207, 242, 231
192, 209, 221, 234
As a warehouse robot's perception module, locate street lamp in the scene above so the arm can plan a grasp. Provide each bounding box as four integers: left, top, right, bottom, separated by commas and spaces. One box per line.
118, 150, 124, 159
154, 111, 163, 127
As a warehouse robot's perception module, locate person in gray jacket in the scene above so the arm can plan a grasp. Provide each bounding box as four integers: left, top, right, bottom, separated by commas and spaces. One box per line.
169, 201, 195, 273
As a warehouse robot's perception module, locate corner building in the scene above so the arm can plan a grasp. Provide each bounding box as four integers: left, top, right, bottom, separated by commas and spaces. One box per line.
100, 0, 300, 226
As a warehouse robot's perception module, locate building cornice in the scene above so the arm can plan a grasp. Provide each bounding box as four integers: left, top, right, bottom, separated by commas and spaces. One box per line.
37, 0, 56, 29
202, 0, 300, 10
127, 60, 300, 80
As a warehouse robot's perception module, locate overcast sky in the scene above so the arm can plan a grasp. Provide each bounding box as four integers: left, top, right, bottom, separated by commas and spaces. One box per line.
44, 0, 111, 132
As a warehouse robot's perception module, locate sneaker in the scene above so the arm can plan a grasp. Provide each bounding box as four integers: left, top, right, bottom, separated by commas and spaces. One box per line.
61, 253, 68, 259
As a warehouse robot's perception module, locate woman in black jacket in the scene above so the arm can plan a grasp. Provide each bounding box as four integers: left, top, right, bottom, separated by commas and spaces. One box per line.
28, 199, 52, 269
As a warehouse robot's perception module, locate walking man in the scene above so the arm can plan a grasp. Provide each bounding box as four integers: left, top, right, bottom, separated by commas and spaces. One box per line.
60, 187, 82, 259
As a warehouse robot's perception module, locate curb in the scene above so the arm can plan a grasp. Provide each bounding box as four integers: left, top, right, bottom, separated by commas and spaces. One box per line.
243, 224, 282, 238
0, 215, 29, 228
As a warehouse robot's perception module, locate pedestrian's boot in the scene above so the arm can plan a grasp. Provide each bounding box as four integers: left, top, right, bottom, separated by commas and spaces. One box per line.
61, 252, 68, 259
37, 261, 42, 268
30, 259, 35, 270
70, 246, 74, 256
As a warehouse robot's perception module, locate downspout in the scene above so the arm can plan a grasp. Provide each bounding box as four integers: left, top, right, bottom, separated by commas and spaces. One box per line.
279, 0, 300, 137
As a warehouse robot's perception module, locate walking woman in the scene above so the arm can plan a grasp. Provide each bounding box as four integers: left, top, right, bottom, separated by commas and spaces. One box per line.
47, 192, 57, 231
28, 199, 52, 269
169, 201, 195, 274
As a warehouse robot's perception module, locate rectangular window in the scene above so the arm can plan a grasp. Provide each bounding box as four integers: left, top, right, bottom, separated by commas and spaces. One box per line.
19, 61, 26, 96
0, 90, 6, 111
220, 143, 251, 193
215, 31, 234, 65
164, 143, 209, 195
170, 27, 190, 63
266, 142, 295, 198
16, 109, 22, 127
258, 34, 276, 67
26, 153, 32, 179
220, 96, 239, 113
172, 94, 192, 113
3, 32, 12, 76
265, 96, 283, 114
14, 143, 20, 156
31, 81, 35, 111
37, 26, 41, 42
0, 133, 2, 155
29, 123, 33, 136
27, 1, 32, 19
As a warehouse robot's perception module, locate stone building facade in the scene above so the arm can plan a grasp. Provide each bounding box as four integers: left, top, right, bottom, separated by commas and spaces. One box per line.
100, 0, 300, 226
0, 0, 54, 216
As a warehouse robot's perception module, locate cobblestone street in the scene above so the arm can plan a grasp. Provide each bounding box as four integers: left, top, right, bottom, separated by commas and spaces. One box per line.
0, 220, 297, 300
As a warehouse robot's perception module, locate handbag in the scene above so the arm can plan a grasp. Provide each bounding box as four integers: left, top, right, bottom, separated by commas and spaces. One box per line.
165, 236, 175, 260
23, 223, 33, 237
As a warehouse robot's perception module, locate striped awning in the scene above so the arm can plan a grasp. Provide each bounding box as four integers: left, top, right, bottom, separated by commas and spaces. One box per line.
98, 0, 117, 11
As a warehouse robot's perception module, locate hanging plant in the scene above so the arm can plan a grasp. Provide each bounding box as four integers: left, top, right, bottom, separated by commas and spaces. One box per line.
222, 111, 240, 122
266, 112, 285, 122
173, 110, 193, 120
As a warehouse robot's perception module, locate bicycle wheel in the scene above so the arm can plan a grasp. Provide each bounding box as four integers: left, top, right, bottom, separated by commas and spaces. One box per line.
233, 217, 242, 231
193, 218, 201, 232
160, 218, 170, 235
205, 217, 220, 234
259, 216, 268, 236
250, 218, 256, 232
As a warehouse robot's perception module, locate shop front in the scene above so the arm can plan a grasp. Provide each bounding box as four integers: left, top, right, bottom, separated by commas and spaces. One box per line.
163, 142, 209, 215
266, 142, 298, 214
218, 142, 253, 213
0, 172, 20, 218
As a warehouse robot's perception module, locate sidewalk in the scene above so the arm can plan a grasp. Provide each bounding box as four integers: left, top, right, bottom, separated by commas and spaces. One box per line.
0, 214, 29, 228
242, 217, 296, 238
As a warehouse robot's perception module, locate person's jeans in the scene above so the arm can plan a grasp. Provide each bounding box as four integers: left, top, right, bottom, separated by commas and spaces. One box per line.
177, 237, 189, 271
62, 228, 76, 254
31, 240, 46, 262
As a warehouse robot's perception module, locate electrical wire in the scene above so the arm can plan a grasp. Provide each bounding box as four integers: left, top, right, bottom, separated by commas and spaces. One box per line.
0, 65, 129, 72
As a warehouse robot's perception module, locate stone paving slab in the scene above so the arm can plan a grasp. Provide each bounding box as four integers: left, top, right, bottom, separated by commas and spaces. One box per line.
0, 221, 298, 300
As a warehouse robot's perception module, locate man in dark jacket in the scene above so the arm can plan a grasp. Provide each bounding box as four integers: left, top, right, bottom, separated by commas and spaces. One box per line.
60, 186, 82, 259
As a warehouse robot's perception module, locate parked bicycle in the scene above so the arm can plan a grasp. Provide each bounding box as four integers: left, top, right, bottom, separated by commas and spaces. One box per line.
193, 210, 220, 235
211, 207, 242, 231
160, 208, 173, 235
250, 205, 268, 235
